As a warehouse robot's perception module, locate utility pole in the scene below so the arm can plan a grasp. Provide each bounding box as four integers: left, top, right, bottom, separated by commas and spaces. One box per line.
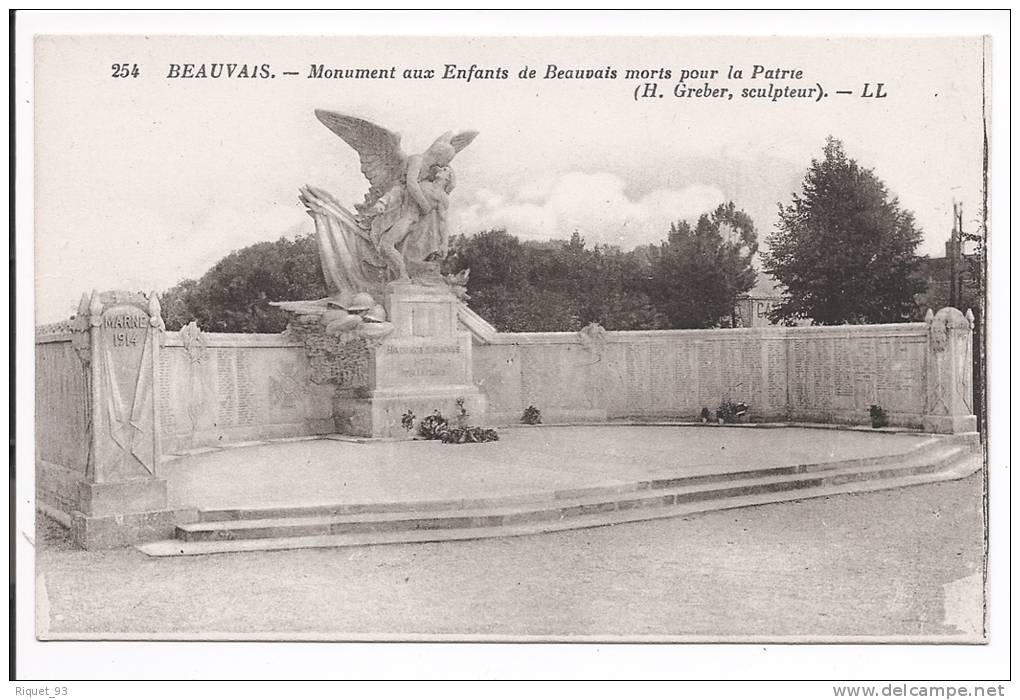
948, 202, 963, 309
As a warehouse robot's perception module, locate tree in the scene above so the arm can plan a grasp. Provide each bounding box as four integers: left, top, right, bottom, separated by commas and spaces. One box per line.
763, 137, 924, 325
161, 233, 327, 333
448, 229, 582, 331
160, 206, 752, 335
159, 278, 199, 331
448, 229, 666, 332
645, 202, 758, 328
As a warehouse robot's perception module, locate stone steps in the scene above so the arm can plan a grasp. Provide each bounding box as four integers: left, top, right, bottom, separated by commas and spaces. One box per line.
138, 452, 981, 557
138, 440, 980, 557
194, 437, 949, 523
172, 445, 968, 542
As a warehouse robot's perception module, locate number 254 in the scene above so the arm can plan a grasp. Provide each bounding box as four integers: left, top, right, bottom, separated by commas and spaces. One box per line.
111, 63, 139, 78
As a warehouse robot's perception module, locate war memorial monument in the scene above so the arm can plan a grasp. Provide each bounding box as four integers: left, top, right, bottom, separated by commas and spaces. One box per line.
34, 110, 981, 558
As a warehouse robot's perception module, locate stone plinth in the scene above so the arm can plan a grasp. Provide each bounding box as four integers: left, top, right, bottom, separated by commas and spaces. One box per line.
372, 334, 472, 388
41, 290, 180, 549
71, 485, 185, 550
385, 283, 460, 338
333, 283, 486, 437
922, 307, 978, 434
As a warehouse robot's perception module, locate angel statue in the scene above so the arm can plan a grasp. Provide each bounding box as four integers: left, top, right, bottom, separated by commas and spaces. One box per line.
298, 111, 478, 298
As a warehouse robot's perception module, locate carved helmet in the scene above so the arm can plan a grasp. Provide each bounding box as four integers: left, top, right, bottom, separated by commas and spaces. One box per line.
364, 304, 388, 323
348, 291, 374, 312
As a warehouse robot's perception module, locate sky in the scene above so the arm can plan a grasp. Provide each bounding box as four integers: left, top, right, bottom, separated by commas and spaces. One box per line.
33, 35, 987, 322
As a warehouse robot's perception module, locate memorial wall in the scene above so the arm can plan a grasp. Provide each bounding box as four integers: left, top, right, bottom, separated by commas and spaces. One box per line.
35, 307, 971, 468
36, 331, 90, 470
472, 322, 933, 427
35, 327, 91, 519
157, 331, 335, 454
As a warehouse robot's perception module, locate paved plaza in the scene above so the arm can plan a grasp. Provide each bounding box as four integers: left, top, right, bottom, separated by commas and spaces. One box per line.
162, 426, 935, 511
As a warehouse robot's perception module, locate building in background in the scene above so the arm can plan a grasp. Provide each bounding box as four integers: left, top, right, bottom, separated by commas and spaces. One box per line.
733, 274, 784, 328
913, 204, 981, 317
739, 206, 981, 329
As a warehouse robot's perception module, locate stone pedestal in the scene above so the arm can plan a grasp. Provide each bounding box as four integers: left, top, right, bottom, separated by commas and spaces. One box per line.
65, 290, 180, 548
922, 307, 978, 434
71, 479, 180, 549
333, 284, 486, 438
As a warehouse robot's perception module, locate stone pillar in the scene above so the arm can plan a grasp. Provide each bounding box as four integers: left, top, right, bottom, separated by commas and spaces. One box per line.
922, 307, 978, 434
332, 283, 486, 438
386, 283, 460, 339
69, 290, 179, 548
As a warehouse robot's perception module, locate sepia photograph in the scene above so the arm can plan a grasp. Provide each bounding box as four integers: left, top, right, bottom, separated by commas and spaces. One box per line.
13, 9, 1010, 687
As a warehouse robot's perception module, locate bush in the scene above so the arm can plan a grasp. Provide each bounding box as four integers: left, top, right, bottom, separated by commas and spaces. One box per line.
521, 405, 542, 425
716, 400, 749, 424
869, 404, 889, 429
700, 407, 711, 422
400, 409, 416, 433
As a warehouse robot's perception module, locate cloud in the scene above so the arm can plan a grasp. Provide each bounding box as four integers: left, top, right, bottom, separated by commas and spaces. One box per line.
164, 204, 309, 284
450, 171, 725, 247
35, 202, 308, 322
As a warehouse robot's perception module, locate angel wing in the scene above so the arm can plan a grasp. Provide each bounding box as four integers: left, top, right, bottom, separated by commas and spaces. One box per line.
314, 110, 408, 211
427, 130, 479, 160
450, 131, 479, 154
